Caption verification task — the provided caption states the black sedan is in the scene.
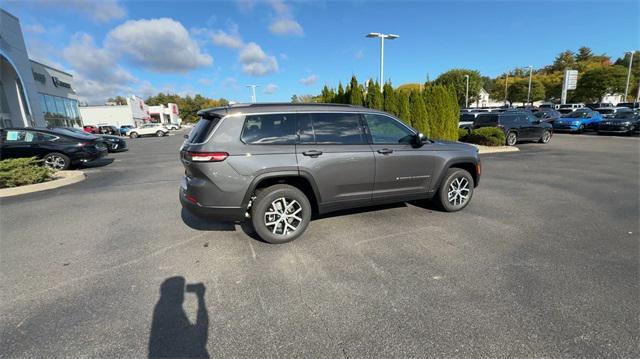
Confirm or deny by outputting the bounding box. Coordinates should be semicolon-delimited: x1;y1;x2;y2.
533;108;562;124
597;109;639;135
0;128;108;170
57;127;127;152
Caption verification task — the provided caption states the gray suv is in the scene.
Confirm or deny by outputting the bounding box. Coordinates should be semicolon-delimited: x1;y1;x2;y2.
180;103;481;243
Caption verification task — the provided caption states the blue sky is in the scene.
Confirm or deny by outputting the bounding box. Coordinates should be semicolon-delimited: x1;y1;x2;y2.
5;0;639;104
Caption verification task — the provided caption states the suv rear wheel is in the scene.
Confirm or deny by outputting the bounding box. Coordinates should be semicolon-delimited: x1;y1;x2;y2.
436;168;474;212
251;184;312;244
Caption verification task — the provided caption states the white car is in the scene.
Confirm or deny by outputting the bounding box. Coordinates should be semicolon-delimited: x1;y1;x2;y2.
128;124;169;138
165;123;181;130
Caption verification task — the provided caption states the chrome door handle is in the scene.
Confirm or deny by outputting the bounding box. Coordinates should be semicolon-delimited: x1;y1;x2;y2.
302;150;323;157
377;148;393;154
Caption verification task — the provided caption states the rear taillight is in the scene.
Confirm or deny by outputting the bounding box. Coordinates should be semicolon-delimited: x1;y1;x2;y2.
186;151;229;162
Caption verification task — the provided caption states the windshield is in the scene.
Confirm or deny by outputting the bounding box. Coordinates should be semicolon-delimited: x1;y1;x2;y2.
563;109;590;118
51;128;99;139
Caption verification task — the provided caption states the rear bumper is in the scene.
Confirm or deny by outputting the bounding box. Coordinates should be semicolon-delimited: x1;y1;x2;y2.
179;188;245;221
598;125;634;133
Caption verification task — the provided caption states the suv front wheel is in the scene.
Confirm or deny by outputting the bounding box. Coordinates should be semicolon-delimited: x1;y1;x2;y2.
251;184;312;244
436;168;474;212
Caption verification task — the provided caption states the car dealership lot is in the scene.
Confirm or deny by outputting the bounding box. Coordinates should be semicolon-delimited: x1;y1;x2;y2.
1;132;638;357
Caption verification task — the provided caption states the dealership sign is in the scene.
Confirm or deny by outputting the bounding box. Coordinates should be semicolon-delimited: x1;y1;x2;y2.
564;70;578;90
32;71;46;84
52;76;71;89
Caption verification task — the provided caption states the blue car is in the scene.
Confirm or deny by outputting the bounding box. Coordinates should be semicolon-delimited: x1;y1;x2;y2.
119;125;135;136
553;108;602;133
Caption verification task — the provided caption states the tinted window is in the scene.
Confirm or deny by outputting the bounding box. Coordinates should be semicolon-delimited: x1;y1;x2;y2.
4;130;35;142
364;114;414;144
309;113;365;144
598;109;614;114
475;114;499;125
188;115;222;143
242;114;296;144
461;113;476;122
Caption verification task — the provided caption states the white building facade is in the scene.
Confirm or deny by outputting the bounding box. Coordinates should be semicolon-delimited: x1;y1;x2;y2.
79;95;150;128
0;9;81;128
149;103;181;125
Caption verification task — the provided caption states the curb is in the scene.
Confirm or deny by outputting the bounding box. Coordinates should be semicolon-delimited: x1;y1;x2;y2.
469;144;520;154
0;170;86;198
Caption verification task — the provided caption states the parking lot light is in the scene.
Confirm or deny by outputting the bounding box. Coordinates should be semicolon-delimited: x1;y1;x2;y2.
464;74;470;108
526;66;533;105
623;51;634;101
366;32;399;92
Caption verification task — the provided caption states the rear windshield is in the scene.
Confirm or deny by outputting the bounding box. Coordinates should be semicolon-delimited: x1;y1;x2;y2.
474;114;499;125
598;109;614;114
188;115;222;143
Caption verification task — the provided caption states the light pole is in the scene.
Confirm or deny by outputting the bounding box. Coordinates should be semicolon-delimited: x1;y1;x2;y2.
366;32;399;92
623;51;634;101
464;74;469;108
504;73;509;105
245;84;259;103
526;66;533;106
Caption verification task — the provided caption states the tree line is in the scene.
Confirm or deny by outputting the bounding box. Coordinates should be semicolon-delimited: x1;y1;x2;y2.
144;93;228;123
316;75;459;141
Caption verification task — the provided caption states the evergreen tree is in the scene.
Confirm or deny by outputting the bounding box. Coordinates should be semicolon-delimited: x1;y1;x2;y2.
575;47;594;63
409;89;429;135
337;83;345;104
383;82;398;116
348;75;364;105
320;85;332;103
397;91;411;126
366;80;384;110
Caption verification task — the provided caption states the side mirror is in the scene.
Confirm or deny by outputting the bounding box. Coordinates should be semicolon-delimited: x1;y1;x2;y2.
183;134;189;139
412;132;426;147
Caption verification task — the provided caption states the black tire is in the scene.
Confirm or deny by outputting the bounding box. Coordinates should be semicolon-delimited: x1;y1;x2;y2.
251;184;312;244
156;131;164;137
436;168;474;212
43;152;71;170
505;131;517;146
129;132;139;139
539;130;552;143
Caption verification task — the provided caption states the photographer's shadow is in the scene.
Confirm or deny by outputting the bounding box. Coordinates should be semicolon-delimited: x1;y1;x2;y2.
148;277;209;358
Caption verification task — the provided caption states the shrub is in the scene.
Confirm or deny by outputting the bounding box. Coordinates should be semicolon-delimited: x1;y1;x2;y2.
463;127;506;146
458;127;470;141
0;157;54;188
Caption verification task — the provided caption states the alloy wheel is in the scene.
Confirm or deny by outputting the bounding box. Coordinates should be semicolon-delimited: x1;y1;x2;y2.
542;131;551;143
44;155;66;170
507;132;517;146
264;197;303;236
447;177;470;207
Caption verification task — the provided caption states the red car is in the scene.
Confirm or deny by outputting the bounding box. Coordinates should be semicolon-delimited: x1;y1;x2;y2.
83;125;99;134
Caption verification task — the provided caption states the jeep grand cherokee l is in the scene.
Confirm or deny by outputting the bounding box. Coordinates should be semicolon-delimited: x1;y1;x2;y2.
180;103;481;244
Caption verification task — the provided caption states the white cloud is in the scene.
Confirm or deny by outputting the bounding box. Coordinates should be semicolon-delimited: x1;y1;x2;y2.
222;77;239;90
32;0;126;23
25;24;45;34
264;84;278;94
239;42;278;76
299;74;318;86
269;19;303;36
211;30;244;49
267;0;289;14
355;49;364;60
199;78;214;86
62;33;135;104
106;18;213;73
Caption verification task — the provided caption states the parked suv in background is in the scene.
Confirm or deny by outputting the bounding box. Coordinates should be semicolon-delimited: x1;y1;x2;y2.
179;103;481;244
128;124;169;138
473;110;553;146
597;108;639;135
553;108;602;132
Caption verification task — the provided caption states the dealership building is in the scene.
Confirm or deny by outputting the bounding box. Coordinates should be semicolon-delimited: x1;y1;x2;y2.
1;9;82;129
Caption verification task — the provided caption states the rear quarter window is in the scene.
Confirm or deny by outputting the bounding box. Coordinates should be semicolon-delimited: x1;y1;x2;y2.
188;116;222;143
475;114;499;125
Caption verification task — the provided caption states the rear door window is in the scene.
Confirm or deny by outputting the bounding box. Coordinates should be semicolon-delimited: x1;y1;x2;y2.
241;114;297;144
475;114;499;126
307;113;366;144
188;115;222;143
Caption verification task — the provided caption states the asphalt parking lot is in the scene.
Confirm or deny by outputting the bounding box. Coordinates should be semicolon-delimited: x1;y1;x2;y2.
1;130;638;358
